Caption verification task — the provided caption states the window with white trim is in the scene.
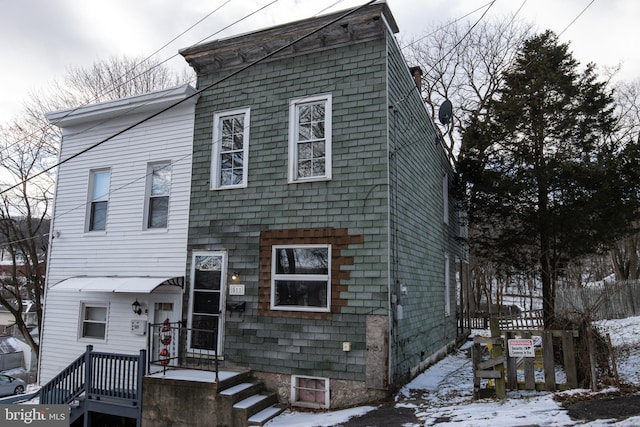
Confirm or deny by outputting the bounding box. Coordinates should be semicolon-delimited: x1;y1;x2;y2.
212;108;250;189
80;302;108;340
444;254;451;316
271;245;330;312
146;162;171;229
443;174;449;225
87;169;111;231
291;375;330;408
288;94;332;182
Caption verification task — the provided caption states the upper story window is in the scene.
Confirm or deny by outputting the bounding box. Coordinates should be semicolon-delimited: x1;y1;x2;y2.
146;162;171;229
88;169;110;231
443;174;450;225
288;94;332;182
212;108;250;189
271;245;331;312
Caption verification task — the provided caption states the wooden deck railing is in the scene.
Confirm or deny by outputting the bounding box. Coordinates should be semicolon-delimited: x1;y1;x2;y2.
40;345;146;405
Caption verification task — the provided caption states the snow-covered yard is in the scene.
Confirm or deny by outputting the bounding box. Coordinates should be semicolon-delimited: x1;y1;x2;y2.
266;316;640;426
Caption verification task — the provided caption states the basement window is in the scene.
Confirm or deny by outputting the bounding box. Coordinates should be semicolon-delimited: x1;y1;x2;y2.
291;375;329;409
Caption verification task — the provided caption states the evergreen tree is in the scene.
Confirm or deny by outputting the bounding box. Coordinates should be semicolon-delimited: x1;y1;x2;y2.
459;31;640;326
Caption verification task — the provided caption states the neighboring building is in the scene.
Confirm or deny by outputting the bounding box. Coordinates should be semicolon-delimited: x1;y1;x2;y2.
38;85;199;383
178;1;465;408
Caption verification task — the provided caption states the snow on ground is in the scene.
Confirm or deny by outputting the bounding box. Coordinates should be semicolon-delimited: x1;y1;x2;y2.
266;316;640;426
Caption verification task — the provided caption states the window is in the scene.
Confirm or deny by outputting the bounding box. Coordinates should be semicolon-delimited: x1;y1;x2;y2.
444;254;451;316
146;162;171;228
212;108;250;189
271;245;330;312
443;174;449;225
291;375;329;408
80;302;108;340
288;94;332;182
88;170;110;231
188;252;226;354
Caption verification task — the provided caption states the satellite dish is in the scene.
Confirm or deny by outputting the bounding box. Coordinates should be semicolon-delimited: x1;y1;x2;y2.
438;100;452;125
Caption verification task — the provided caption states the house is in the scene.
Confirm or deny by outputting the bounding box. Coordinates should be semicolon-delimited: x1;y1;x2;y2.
38;84;199;385
36;2;466;424
176;0;465;410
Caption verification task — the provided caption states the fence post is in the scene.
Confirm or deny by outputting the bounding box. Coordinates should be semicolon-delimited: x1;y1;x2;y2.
562;331;578;388
489;318;506;398
542;331;556;391
84;345;93;394
505;331;517;390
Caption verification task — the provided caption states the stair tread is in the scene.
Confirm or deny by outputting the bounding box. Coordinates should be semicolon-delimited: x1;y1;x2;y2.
234;394;269;409
247;405;283;424
219;382;255;396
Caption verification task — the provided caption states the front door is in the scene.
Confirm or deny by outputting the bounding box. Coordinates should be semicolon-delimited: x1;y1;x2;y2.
188;252;226;356
149;294;181;372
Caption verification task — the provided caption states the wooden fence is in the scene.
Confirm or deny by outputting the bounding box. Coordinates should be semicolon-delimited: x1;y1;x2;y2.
555;280;640;320
473;320;579;398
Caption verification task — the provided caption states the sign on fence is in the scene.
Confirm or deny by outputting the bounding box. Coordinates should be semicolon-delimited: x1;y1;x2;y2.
507;338;535;357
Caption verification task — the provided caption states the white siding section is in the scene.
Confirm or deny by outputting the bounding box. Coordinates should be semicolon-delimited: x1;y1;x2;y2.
40;86;198;384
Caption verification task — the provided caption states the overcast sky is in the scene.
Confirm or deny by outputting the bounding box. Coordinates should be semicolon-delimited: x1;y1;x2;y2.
1;0;638;123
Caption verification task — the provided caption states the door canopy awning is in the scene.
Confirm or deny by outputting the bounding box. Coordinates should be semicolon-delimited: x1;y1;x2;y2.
51;276;184;293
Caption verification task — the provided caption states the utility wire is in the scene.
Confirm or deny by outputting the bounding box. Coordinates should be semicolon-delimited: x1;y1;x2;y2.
2;0;274;158
400;1;494;51
558;0;596;37
0;0;378;197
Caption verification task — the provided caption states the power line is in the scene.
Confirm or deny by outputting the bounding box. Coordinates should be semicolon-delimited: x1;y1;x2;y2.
0;0;379;198
558;0;596;37
393;0;497;107
1;0;277;160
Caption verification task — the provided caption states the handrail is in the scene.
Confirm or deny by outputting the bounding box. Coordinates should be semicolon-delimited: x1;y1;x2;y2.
148;321;219;382
39;345;92;405
39;345;146;406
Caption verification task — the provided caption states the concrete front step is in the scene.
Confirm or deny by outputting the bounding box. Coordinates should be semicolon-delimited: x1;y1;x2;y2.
247;404;286;426
219;381;264;403
232;392;279;427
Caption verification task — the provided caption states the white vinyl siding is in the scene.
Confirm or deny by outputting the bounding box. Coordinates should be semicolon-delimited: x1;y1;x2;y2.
288;94;332;182
45;104;195;285
40;88;197;384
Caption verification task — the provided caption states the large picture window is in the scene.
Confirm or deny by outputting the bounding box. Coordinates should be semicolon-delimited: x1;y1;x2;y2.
288;94;332;182
80;302;108;340
271;245;331;312
88;169;110;231
212;108;250;189
146;162;171;229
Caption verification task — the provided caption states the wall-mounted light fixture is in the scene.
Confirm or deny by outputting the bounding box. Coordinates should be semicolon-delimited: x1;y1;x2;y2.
231;272;240;281
132;299;142;315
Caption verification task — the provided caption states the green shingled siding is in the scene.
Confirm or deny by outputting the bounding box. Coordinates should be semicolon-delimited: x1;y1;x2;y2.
386;37;459;385
187;39;390;381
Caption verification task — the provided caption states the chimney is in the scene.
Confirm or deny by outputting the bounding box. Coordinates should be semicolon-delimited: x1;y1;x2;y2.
409;66;422;90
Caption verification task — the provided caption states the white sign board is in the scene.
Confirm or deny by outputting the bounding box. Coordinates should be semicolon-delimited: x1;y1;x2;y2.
508;338;535;358
229;284;245;296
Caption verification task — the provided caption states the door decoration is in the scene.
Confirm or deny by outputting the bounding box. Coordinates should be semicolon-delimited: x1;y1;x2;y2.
159;318;173;366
